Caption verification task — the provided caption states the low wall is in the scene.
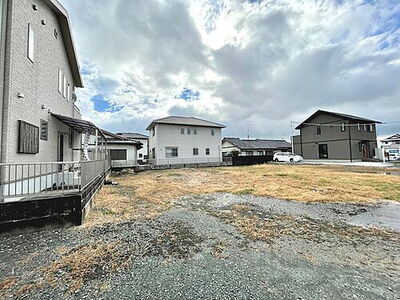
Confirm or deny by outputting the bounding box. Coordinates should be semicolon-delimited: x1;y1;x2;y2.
0;170;110;232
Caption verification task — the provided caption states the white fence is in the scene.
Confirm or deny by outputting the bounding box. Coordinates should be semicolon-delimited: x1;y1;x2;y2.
148;157;222;166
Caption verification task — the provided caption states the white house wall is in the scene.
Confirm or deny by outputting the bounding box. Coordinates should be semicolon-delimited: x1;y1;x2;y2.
1;0;80;163
108;143;137;167
149;123;222;165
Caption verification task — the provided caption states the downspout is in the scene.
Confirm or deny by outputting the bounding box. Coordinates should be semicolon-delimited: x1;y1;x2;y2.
348;123;353;162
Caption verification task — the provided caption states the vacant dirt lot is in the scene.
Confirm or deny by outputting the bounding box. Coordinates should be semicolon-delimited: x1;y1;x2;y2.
0;164;399;299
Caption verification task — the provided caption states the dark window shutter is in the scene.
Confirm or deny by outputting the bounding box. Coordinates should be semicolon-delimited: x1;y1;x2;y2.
110;149;127;160
18;120;39;154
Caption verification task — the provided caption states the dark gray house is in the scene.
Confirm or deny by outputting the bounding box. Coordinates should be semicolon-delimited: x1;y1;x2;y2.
293;110;381;161
222;138;292;156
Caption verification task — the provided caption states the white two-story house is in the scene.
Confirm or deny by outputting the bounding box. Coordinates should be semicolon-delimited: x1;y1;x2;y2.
147;116;225;166
0;0;108;205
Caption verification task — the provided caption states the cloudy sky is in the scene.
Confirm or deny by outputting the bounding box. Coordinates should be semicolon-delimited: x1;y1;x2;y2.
61;0;400;139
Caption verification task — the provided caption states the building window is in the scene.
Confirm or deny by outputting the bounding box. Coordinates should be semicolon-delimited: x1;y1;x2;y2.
194;128;197;135
187;128;191;135
211;129;215;136
316;126;321;135
193;148;199;156
18;121;39;154
27;24;35;62
40;120;48;141
246;151;253;156
68;128;73;148
205;148;210;155
258;151;264;155
166;147;178;158
67;83;71;101
139;153;143;158
152;147;155;159
58;69;63;94
357;123;361;131
63;76;67;98
365;124;372;132
180;128;184;135
110;149;127;160
340;122;346;132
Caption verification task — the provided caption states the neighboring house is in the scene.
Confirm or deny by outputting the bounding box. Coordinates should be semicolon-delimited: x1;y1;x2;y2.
0;1;110;227
117;132;149;163
146;116;225;166
293;110;381;161
99;130;142;168
222;138;291;156
380;134;400;161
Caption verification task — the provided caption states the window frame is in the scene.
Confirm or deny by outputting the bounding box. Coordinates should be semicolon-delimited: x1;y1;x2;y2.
193;148;199;156
63;75;67;98
193;128;197;135
67;83;71;102
316;125;321;135
58;69;63;94
211;129;215;136
166;147;178;158
205;148;210;156
27;23;35;62
180;128;185;135
187;128;191;135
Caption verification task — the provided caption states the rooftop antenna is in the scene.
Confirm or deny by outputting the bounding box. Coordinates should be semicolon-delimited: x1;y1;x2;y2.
247;121;250;139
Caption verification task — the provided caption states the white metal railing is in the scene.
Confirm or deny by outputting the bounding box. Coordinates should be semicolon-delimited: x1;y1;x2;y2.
0;158;111;201
148;157;222;165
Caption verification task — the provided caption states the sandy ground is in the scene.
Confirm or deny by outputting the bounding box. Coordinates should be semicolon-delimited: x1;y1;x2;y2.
1;189;399;299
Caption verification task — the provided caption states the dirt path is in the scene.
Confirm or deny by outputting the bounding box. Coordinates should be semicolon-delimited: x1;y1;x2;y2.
1;193;399;299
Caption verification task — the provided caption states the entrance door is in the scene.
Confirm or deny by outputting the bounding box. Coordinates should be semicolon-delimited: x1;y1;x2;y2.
361;141;370;159
318;144;328;159
58;133;64;162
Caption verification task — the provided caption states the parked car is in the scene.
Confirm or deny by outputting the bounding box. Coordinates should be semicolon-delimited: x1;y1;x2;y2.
273;152;303;163
387;149;400;161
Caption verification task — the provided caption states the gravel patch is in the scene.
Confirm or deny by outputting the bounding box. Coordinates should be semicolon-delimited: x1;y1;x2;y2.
1;193;399;299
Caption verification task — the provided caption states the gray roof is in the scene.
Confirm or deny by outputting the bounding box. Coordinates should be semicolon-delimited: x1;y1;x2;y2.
101;129;143;148
223;138;292;150
117;132;149;139
44;0;82;87
296;110;381;129
381;134;400;142
146;116;225;130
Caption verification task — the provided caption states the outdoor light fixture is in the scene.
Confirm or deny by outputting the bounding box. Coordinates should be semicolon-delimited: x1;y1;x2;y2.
17;92;24;99
41;20;46;25
32;4;38;11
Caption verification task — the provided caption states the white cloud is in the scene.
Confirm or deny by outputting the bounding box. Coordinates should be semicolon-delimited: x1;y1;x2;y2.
61;0;400;138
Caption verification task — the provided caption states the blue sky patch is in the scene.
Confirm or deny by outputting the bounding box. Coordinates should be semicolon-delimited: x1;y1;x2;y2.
175;88;200;101
92;94;122;112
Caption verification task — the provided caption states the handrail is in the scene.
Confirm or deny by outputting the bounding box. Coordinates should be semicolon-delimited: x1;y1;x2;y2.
0;157;110;201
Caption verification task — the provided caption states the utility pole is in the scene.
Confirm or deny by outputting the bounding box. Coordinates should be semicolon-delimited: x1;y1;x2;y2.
290;121;295;155
246;121;250;139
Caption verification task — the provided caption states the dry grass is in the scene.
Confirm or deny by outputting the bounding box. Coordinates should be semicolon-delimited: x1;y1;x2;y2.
215;204;400;244
10;241;131;296
87;164;400;226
